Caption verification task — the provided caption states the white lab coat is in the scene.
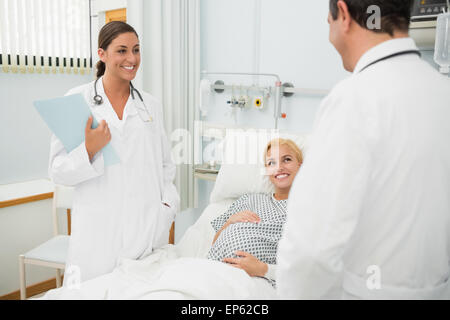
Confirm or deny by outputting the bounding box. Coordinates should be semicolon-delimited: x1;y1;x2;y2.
48;77;180;283
276;38;450;299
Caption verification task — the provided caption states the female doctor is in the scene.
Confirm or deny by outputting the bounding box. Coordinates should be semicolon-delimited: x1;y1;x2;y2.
48;21;180;284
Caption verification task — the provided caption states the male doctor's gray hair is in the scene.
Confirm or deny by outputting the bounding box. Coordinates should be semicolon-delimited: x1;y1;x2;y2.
329;0;414;36
96;21;139;79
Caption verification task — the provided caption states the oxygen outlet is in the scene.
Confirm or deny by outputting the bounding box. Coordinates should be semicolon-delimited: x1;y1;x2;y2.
254;97;264;109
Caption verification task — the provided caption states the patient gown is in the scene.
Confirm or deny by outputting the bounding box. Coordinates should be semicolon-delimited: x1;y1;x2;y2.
207;193;286;284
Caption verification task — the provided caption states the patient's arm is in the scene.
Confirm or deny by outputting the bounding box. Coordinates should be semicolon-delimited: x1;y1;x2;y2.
223;251;268;277
211;210;261;245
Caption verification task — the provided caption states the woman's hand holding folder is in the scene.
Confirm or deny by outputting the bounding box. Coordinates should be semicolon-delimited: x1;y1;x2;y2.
85;116;111;161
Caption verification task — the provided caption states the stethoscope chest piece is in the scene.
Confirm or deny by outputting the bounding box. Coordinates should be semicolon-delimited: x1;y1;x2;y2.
93;94;103;105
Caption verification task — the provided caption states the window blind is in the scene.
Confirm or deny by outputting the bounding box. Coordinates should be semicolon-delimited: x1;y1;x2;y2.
0;0;91;74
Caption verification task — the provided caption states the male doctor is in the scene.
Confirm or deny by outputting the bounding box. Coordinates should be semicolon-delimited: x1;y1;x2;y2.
277;0;450;299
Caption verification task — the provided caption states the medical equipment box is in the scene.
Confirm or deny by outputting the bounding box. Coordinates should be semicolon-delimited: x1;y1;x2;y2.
411;0;449;21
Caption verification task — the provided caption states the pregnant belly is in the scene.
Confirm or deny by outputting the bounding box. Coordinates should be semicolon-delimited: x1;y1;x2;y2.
207;223;277;264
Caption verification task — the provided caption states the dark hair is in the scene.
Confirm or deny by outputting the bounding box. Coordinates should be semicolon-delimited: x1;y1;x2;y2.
329;0;413;36
96;21;139;79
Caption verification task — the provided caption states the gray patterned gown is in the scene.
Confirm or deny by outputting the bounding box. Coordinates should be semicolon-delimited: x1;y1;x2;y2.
207;193;287;286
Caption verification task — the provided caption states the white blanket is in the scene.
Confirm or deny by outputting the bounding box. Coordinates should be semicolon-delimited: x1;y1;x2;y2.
43;246;276;300
42;200;279;300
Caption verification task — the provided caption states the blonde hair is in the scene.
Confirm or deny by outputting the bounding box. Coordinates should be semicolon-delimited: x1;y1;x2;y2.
264;138;303;165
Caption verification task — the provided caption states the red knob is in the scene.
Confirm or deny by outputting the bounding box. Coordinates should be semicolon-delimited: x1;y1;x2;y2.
281;113;287;119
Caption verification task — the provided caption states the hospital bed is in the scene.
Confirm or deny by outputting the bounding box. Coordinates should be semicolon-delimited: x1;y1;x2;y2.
41;131;307;300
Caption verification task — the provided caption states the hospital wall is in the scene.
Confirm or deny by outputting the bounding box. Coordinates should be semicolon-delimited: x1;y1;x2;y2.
199;0;348;132
0;73;93;185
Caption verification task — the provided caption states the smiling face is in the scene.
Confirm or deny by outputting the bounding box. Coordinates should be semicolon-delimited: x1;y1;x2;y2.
265;144;302;193
98;32;140;81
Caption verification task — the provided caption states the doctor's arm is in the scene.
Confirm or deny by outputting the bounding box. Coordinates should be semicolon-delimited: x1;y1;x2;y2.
48;117;110;186
158;113;180;213
276;95;371;299
150;103;180;249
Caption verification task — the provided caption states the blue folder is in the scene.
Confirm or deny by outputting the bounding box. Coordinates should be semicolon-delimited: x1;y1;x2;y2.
34;94;120;167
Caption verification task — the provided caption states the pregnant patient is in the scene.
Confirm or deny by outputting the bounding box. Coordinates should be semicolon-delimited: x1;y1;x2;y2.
207;138;303;285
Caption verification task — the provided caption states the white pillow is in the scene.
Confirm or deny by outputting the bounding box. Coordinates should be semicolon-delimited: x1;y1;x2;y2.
209;130;309;204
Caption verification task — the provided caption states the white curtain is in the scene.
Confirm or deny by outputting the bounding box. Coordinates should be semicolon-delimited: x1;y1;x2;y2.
128;0;200;210
0;0;91;74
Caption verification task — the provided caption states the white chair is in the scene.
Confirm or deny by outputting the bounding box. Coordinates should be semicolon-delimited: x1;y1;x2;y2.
19;185;73;300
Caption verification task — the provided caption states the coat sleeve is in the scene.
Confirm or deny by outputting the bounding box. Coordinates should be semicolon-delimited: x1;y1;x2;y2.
276;88;372;299
152;127;178;250
48;134;105;186
152;203;176;249
157;101;180;214
151;98;180;249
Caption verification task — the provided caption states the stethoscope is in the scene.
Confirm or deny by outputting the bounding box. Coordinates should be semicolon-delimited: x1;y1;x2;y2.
93;77;153;122
359;50;421;73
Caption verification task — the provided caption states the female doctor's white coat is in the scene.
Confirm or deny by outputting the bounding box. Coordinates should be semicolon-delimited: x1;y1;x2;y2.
48;77;180;283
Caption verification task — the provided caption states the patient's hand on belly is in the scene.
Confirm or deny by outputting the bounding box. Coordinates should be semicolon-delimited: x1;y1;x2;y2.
223;251;268;277
212;211;261;245
227;210;261;225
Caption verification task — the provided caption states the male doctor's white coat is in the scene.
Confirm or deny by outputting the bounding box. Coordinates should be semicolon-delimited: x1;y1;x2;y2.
276;38;450;299
49;77;180;283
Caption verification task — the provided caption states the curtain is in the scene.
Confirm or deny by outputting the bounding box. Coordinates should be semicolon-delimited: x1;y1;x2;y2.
0;0;91;74
128;0;200;210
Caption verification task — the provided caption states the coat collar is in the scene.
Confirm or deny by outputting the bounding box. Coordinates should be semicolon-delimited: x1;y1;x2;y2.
94;76;138;118
353;38;419;74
